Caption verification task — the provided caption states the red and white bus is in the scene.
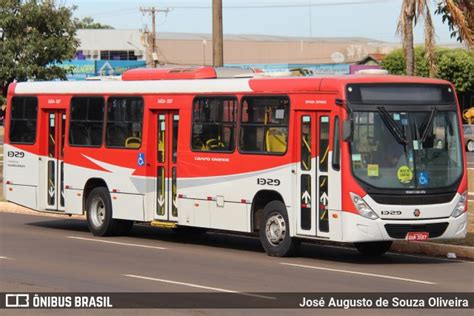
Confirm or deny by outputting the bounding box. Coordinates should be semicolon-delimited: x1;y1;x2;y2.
3;67;468;256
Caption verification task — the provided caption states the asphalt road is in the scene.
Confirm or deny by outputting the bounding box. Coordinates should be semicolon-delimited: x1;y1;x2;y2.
1;212;473;294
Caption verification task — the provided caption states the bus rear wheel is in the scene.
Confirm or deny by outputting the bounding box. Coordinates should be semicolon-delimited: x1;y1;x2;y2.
259;201;298;257
354;241;393;256
86;187;133;236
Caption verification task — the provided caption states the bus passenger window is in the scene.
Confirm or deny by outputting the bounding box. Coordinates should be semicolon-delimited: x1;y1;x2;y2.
192;97;237;152
69;97;105;147
106;97;144;149
332;116;340;170
9;97;38;144
239;96;289;154
319;116;330;172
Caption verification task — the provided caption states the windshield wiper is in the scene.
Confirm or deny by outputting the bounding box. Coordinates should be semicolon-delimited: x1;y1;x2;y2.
420;107;438;143
377;106;407;145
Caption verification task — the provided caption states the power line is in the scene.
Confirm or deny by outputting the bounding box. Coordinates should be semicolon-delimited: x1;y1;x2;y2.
159;0;392;9
140;6;171;67
81;0;392;18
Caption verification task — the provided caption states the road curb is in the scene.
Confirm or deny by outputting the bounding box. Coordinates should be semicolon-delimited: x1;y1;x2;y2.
0;201;84;219
0;201;32;213
391;241;474;259
0;201;472;260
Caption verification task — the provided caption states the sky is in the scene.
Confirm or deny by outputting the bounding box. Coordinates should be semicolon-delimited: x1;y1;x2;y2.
65;0;462;45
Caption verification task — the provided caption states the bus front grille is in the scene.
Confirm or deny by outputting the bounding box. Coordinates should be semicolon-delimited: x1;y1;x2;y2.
384;223;449;239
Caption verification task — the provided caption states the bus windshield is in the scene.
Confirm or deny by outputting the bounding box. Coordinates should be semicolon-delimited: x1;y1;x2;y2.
350;110;463;189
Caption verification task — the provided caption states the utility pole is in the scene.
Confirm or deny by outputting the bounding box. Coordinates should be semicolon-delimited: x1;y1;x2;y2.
140;6;170;67
212;0;223;67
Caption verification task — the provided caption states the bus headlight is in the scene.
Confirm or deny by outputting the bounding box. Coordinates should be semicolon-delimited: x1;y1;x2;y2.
350;192;379;220
451;191;467;218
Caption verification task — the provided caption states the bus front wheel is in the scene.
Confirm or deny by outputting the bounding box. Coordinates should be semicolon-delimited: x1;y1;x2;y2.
354;241;393;256
86;187;133;236
259;201;298;257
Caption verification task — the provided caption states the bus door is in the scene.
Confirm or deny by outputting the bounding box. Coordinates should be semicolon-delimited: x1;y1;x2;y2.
42;109;66;211
155;111;179;222
295;111;331;237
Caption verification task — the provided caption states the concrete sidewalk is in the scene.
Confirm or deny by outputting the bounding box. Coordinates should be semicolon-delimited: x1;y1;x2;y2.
1;201;472;260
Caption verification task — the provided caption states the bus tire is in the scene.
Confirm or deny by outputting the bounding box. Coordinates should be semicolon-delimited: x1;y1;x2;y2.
86;187;133;236
354;241;393;256
259;200;298;257
467;140;474;152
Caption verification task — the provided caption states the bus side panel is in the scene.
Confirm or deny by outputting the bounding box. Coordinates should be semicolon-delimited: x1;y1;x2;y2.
64;187;83;215
63;160;146;221
110;192;145;221
209;202;250;232
177;163;293;233
178;199;211;228
3;144;39;210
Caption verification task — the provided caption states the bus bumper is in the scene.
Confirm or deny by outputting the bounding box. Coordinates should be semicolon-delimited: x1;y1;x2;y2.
340;211;468;243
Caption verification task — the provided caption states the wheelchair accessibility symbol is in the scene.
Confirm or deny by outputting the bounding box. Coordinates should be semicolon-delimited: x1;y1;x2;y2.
418;171;429;185
138;152;145;166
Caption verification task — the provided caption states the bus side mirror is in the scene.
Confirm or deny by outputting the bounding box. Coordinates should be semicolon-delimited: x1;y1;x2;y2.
342;119;353;142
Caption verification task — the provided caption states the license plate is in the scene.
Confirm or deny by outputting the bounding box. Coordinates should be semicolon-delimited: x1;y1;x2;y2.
405;232;429;241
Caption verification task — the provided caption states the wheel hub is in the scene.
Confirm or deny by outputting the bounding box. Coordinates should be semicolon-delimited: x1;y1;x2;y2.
265;213;286;246
90;198;106;227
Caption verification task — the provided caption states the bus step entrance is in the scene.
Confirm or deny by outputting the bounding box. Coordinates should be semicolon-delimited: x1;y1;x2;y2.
151;220;177;229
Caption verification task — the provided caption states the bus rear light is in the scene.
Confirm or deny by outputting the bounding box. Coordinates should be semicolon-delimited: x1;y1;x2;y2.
6;181;11;185
241;199;250;204
332;213;339;219
112;189;118;193
451;191;467;218
350;192;379;220
207;196;215;201
65;185;70;189
178;194;185;198
8;188;12;191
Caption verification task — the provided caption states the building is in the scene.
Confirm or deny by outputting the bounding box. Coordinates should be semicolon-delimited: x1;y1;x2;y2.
64;29;399;78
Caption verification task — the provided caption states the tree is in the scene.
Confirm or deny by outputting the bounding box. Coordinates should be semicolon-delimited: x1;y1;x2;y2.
397;1;473;78
397;0;436;77
75;16;114;29
437;49;474;92
435;0;474;48
0;0;78;96
381;47;473;92
381;47;431;77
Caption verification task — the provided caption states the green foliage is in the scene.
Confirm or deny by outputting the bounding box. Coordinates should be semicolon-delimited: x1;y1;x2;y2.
75;16;113;29
381;47;430;77
437;49;474;92
381;47;473;92
0;0;79;95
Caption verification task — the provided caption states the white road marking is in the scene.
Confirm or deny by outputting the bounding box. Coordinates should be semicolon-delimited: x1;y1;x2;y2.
67;236;167;250
0;256;13;260
281;262;436;285
123;274;275;300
